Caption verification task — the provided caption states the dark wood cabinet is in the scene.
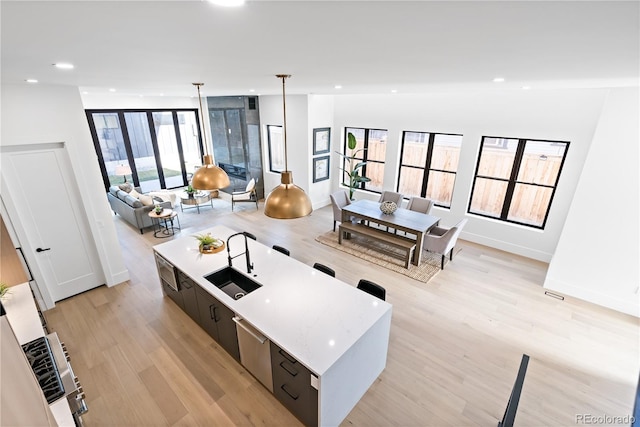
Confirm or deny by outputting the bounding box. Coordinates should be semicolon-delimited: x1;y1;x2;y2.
177;271;200;323
270;342;318;427
161;278;183;309
195;284;240;362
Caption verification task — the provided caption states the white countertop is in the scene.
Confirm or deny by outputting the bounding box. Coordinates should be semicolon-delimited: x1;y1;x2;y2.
2;283;76;426
153;225;392;375
3;282;45;345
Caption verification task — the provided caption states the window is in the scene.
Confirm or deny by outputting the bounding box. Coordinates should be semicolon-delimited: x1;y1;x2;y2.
397;132;462;208
344;127;387;193
267;125;284;173
468;136;569;229
87;109;203;192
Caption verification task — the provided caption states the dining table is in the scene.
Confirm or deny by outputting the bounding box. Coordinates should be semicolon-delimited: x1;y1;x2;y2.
341;199;440;265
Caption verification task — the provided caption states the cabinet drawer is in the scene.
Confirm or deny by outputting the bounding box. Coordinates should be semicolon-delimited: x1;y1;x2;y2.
271;345;309;390
177;271;192;288
161;278;184;309
270;342;318;427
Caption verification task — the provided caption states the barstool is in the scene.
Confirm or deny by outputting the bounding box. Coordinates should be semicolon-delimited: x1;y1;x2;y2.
272;245;290;256
357;279;386;300
313;263;335;277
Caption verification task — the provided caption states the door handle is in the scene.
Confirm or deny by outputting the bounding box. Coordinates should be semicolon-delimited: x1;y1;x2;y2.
36;247;51;252
232;317;267;344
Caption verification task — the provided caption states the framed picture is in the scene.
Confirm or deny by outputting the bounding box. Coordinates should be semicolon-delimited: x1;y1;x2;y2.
313;155;330;183
267;125;285;173
313;127;331;155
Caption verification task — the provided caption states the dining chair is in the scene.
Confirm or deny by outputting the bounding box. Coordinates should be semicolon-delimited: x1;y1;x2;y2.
232;178;258;211
378;191;403;206
377;191;404;231
407;196;434;214
423;218;468;269
313;263;335;277
356;279;386;301
330;190;352;232
272;245;290;256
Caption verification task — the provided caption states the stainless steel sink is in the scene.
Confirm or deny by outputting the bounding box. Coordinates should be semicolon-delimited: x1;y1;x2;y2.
204;267;261;300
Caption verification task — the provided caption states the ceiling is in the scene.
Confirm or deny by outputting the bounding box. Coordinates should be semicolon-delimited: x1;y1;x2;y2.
1;1;638;98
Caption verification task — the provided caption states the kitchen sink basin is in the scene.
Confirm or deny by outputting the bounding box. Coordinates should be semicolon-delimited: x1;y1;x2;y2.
204;267;261;300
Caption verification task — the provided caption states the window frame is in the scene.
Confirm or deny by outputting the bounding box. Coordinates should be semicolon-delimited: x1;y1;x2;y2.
468;136;570;229
343;127;388;195
396;131;463;209
86;108;203;191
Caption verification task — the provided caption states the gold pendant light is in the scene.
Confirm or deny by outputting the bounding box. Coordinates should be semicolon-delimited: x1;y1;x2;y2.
264;75;313;219
190;83;231;190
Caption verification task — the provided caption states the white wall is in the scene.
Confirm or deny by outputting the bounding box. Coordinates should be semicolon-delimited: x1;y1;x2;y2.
81;93;198;110
332;89;609;261
0;84;128;288
544;87;639;317
259;95;311;200
308;95;335;207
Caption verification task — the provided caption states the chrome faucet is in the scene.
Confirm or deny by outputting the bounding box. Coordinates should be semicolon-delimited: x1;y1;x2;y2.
227;232;253;274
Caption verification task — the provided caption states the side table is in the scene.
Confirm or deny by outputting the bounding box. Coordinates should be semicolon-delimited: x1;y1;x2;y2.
148;209;180;238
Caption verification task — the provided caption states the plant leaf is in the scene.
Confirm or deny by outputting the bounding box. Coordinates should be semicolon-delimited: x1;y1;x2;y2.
347;132;357;150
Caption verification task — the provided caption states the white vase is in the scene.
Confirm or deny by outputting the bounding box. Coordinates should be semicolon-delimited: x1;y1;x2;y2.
380;201;397;214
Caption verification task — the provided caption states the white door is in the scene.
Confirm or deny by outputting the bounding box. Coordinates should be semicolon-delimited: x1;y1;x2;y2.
1;144;103;303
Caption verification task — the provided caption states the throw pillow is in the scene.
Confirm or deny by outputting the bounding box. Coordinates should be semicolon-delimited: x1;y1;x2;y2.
138;194;154;206
128;188;141;199
123;194;143;208
118;183;133;193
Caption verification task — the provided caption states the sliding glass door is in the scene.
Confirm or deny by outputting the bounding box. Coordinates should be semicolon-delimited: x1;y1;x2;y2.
87;109;203;192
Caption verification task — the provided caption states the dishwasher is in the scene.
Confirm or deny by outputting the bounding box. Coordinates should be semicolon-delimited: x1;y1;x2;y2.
233;317;273;392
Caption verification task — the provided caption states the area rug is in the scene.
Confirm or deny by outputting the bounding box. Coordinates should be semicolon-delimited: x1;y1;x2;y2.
315;231;444;283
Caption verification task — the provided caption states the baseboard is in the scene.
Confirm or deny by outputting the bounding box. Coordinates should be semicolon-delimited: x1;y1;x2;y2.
544;277;640;318
460;231;553;262
106;269;130;287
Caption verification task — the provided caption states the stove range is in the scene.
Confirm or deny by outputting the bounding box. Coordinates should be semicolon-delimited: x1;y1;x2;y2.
21;336;65;404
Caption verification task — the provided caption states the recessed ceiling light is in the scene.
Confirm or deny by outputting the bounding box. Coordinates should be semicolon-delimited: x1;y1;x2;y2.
522;86;531;90
53;63;74;70
493;77;505;83
207;0;244;6
334;85;342;89
82;91;89;94
25;79;38;83
109;88;116;92
391;89;398;93
249;89;255;93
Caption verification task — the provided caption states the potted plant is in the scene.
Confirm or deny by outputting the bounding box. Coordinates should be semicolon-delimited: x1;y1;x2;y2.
194;232;223;253
0;283;9;300
154;204;163;215
185;184;195;197
337;132;371;200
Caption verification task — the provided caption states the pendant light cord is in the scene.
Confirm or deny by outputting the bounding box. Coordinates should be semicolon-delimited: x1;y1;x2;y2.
194;83;209;157
278;74;291;172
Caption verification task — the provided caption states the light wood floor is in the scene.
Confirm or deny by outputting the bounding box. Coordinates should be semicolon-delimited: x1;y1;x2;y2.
44;198;640;426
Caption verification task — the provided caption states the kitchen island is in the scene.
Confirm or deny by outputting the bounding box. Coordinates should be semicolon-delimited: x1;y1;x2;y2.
153;225;392;427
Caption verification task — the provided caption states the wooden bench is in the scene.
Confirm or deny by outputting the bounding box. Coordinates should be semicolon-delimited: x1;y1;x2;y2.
339;222;416;268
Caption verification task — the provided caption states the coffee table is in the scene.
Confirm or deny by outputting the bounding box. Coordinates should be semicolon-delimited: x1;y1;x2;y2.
180;191;213;213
